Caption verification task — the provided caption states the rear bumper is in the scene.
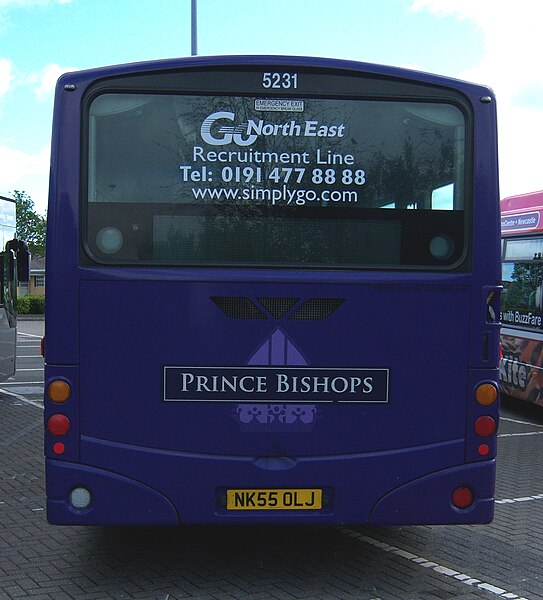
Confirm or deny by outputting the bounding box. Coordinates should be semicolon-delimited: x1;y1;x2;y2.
46;438;495;526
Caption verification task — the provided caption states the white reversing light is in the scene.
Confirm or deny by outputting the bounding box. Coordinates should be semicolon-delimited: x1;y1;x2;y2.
69;487;92;509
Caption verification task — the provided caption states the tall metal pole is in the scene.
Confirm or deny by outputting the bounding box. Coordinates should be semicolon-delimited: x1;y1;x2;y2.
191;0;198;56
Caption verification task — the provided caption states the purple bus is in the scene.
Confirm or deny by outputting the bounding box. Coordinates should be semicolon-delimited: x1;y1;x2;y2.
44;56;501;525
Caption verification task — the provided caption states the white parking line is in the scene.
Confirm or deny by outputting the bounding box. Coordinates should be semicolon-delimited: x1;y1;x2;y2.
496;493;543;505
2;381;43;385
498;431;543;438
339;528;530;599
0;387;43;409
501;417;543;429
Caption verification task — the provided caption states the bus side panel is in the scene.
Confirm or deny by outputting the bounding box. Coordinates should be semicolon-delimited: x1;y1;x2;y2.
46;74;82;366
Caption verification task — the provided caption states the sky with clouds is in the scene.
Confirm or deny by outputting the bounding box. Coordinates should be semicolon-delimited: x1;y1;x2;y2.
1;0;543;214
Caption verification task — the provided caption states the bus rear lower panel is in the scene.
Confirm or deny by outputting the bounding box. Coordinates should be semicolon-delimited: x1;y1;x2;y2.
46;445;495;525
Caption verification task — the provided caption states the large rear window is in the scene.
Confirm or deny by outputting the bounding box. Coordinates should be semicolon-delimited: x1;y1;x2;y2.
84;91;468;269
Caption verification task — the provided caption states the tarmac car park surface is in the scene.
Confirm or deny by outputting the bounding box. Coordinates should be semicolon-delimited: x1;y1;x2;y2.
1;320;542;600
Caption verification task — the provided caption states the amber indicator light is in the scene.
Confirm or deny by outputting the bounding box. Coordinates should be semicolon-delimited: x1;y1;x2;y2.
47;380;71;403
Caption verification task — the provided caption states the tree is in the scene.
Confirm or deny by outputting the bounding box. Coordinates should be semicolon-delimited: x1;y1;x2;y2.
12;190;46;257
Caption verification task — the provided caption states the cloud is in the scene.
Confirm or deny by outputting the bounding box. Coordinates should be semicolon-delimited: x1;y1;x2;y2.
0;145;49;214
0;60;75;214
4;62;77;100
0;57;12;98
33;63;75;100
411;1;543;93
412;0;543;197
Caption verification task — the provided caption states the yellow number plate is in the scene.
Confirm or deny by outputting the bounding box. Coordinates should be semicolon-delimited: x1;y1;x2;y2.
226;488;322;510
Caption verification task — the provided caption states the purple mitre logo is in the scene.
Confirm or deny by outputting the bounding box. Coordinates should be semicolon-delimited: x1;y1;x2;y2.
247;328;306;367
235;328;318;431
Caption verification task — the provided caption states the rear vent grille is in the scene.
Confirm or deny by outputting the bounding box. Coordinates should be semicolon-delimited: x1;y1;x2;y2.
289;298;345;320
210;297;266;320
211;297;345;321
258;297;300;319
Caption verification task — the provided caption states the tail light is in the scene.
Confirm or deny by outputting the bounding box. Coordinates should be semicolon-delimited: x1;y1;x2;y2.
474;415;496;437
452;486;474;509
47;414;70;436
45;373;77;461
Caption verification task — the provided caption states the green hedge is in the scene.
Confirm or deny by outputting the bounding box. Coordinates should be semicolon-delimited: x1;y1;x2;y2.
17;295;45;314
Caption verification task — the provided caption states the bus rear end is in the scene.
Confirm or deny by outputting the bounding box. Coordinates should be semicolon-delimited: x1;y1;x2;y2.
44;56;501;525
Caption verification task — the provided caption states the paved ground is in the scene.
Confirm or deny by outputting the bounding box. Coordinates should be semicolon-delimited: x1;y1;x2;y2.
1;320;543;599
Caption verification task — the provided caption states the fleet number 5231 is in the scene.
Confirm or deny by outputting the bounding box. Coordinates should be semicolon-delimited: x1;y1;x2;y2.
262;72;298;89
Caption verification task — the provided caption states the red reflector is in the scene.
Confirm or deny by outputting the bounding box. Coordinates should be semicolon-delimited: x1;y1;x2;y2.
474;416;496;437
452;486;474;509
478;443;490;456
47;414;70;437
53;442;65;455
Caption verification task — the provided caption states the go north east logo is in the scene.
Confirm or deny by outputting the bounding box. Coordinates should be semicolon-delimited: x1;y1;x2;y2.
200;111;346;147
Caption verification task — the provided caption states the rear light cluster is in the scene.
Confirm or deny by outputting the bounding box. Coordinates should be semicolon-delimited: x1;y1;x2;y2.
474;382;498;456
45;377;91;510
45;379;72;455
452;381;499;511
